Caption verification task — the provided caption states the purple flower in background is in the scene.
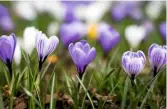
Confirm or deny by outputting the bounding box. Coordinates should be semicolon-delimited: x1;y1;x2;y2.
36;31;59;71
68;40;96;79
98;23;120;52
60;21;86;46
122;50;146;79
148;44;167;76
159;22;166;40
0;4;14;31
0;33;16;76
111;1;142;21
61;1;93;22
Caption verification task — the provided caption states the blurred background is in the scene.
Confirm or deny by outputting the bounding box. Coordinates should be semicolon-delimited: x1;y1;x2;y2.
0;1;166;87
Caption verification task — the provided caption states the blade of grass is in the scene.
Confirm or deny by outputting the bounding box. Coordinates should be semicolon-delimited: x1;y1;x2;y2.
16;67;28;87
34;83;42;108
50;73;56;109
76;75;95;109
102;77;123;107
0;89;4;109
81;74;93;109
64;71;72;95
121;76;129;109
106;46;120;72
139;71;161;109
23;87;43;109
98;69;115;89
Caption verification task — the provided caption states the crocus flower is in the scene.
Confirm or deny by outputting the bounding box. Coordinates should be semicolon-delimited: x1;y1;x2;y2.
98;23;120;52
122;50;146;79
60;21;86;46
76;1;111;23
111;1;142;21
0;4;14;31
0;33;16;76
125;25;146;49
14;41;21;66
145;1;164;20
22;26;39;54
159;22;166;40
148;44;167;76
68;40;96;79
36;31;59;71
13;2;37;21
61;1;93;22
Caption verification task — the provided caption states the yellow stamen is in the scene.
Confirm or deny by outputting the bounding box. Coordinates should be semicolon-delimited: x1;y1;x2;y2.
88;24;98;40
47;55;58;64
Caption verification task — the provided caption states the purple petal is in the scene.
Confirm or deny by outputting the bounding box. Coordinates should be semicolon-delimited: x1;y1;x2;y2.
86;47;96;64
159;22;166;40
150;47;165;70
47;36;59;56
83;43;90;54
72;48;86;67
60;22;85;46
127;59;142;76
148;43;159;58
0;38;12;63
122;51;131;73
98;24;120;52
36;32;47;61
137;50;146;65
80;40;87;45
68;43;74;56
74;42;83;50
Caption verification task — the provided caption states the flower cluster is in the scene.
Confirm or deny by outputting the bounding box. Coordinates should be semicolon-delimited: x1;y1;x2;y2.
122;43;166;79
0;32;96;79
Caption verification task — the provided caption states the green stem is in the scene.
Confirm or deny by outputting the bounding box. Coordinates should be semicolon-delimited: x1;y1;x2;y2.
121;76;129;109
9;75;15;109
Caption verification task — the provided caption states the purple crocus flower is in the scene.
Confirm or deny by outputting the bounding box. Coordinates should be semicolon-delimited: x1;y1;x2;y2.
148;43;167;76
98;23;120;52
0;4;14;31
68;40;96;79
159;22;166;40
122;50;146;79
111;1;142;21
36;31;59;71
0;33;16;76
60;21;86;46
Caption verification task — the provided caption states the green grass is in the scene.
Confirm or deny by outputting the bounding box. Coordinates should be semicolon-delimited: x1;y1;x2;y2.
0;1;166;109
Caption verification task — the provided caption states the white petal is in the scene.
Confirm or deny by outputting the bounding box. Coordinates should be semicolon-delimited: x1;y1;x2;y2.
14;43;21;65
145;1;164;20
13;2;37;21
47;21;59;36
23;26;38;54
125;25;146;49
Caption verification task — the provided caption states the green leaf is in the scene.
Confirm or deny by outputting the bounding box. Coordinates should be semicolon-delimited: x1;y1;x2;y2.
76;75;95;109
50;73;56;109
121;76;129;109
98;68;115;89
22;87;43;109
0;89;4;109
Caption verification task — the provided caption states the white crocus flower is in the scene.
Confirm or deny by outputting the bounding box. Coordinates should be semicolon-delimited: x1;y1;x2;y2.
44;2;65;21
125;25;146;49
22;26;39;54
75;1;112;24
14;38;22;66
47;21;59;36
145;1;164;20
13;1;37;21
